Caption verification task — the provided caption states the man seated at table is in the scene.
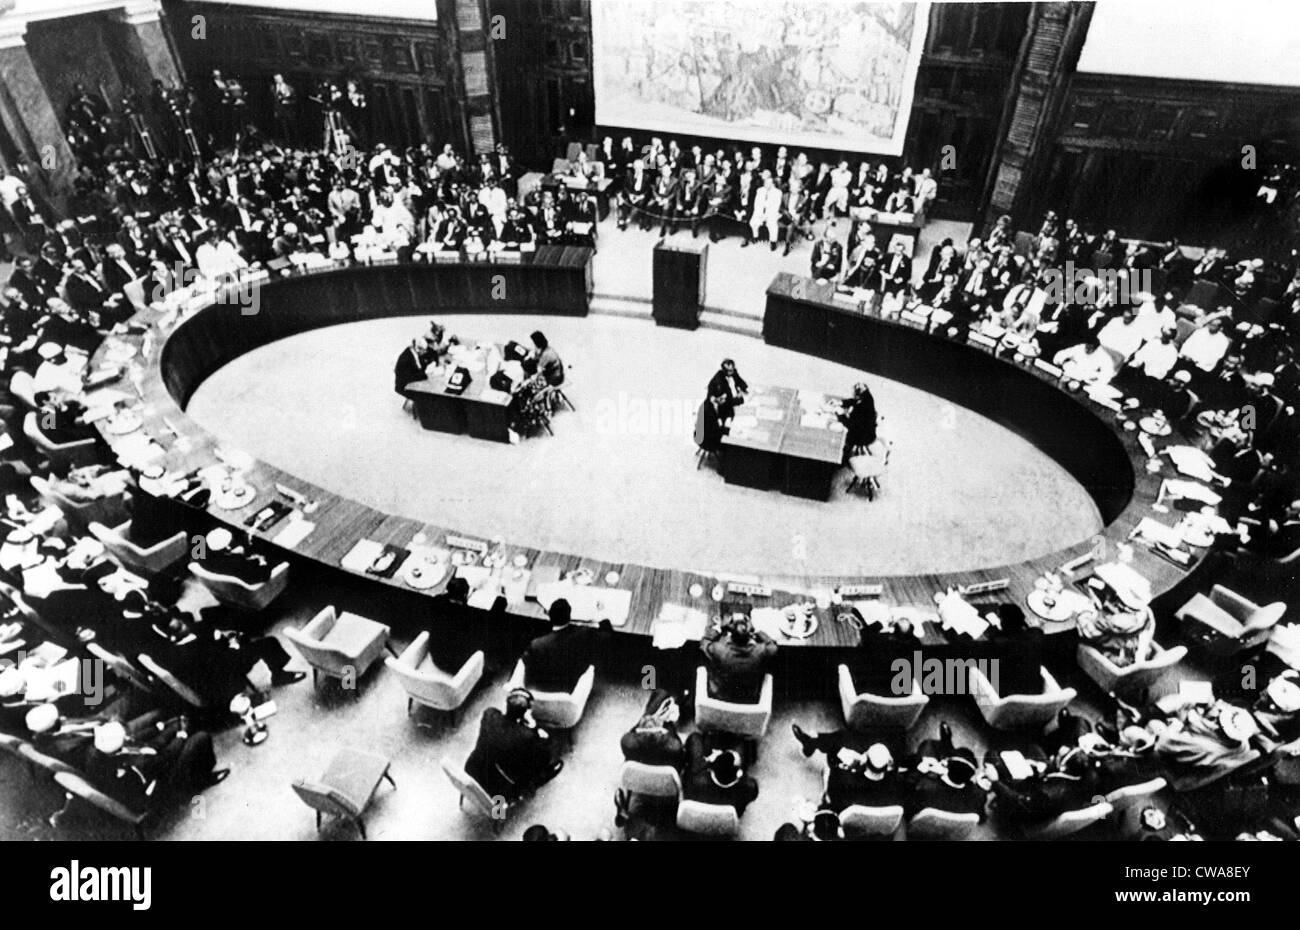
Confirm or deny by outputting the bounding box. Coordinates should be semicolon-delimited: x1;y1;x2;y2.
1113;327;1180;407
825;743;906;813
902;723;988;820
82;716;229;813
683;735;758;815
197;527;275;587
528;331;564;387
810;225;843;280
839;382;878;455
988;743;1102;825
426;575;502;673
31;390;96;447
620;689;686;769
700;611;777;703
699;392;730;455
465;688;563;801
1053;336;1118;385
394;337;430;398
519;598;600;693
706;358;747;416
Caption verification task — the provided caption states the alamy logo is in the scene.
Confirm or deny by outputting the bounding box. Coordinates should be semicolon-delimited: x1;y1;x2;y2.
49;861;151;910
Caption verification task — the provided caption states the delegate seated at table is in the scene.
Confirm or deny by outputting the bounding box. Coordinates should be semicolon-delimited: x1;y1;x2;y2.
706;358;747;415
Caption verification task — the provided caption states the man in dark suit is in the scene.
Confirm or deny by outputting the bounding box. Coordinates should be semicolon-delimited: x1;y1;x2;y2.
464;689;562;801
777;177;810;255
394;338;429;398
979;603;1046;697
810;225;843;279
63;259;107;314
620;689;686;769
98;244;140;297
7;257;46;305
903;753;988;820
839;382;878;454
425;575;502;673
519;598;600;693
683;735;758;814
617;159;651;231
699;392;730;454
648;164;677;237
825;743;906;813
989;745;1101;824
198;528;274;586
666;168;705;238
839;616;914;696
700;613;777;703
82;717;228;814
706;358;748;416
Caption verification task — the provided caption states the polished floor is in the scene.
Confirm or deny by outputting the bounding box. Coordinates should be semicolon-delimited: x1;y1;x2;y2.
186;314;1102;577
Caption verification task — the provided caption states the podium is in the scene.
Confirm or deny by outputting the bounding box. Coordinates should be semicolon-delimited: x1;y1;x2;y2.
652;240;708;329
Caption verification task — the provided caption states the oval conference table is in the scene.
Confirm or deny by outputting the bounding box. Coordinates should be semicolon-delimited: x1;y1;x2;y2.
90;253;1210;693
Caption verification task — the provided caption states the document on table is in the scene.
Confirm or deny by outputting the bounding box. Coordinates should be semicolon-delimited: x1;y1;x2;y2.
272;515;316;549
731;414;759;430
1132;517;1184;549
1165;446;1217;482
340;539;384;572
752;407;784;422
651;604;708;649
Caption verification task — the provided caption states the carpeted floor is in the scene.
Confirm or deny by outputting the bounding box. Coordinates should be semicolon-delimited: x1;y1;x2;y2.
186;314;1102;577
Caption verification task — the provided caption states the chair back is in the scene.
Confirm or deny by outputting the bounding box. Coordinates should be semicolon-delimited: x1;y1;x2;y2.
9;371;37;409
441;759;499;820
291;778;358;821
838;665;928;731
86;642;155;693
506;660;594;730
1024;801;1113;840
972;666;1077;731
385;633;483;711
137;653;208;708
676;799;740;837
840;804;904;837
620;761;683;798
53;771;146;826
695;667;773;739
907;807;979;840
190;560;290;610
1105;777;1167;815
848;437;891;479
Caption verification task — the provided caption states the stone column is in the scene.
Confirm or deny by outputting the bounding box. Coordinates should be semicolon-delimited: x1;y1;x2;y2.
976;1;1095;234
109;0;183;92
0;16;74;207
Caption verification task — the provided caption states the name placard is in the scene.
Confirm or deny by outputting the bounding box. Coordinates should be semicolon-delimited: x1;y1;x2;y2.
838;583;883;597
445;535;488;554
958;578;1010;596
727;582;771;598
1034;360;1064;379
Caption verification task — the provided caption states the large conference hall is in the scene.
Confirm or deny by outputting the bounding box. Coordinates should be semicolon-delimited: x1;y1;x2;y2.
0;0;1296;846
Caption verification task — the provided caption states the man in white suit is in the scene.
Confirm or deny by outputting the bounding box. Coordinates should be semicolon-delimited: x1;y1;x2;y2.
745;175;782;251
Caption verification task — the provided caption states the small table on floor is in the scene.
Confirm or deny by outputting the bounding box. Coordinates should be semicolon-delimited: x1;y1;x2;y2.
406;341;516;443
720;385;847;501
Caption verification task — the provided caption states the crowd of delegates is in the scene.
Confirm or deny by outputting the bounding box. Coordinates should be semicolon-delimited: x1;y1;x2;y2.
610;133;937;252
2;76;1297;839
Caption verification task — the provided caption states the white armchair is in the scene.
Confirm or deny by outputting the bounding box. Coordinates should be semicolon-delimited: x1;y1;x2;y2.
676;799;740;837
31;476;126;534
620;761;682;799
1076;641;1187;698
23;411;97;468
1021;801;1113;840
90;520;187;575
506;659;594;731
1176;585;1287;659
695;666;773;739
441;759;508;833
840;804;904;837
838;665;929;731
283;606;391;690
969;665;1077;730
384;631;483;722
906;808;980;840
189;560;290;611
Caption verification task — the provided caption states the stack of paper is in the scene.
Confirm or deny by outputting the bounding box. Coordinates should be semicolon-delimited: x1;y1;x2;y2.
340;539;385;572
651;604;708;649
272;515;316;549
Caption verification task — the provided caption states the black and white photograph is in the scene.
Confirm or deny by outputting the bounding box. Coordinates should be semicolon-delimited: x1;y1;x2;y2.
0;0;1296;904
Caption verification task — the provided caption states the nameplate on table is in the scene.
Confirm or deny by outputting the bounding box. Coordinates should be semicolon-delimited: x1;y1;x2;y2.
838;583;882;597
727;582;771;598
445;535;489;554
968;332;998;350
958;578;1010;596
433;250;461;263
899;310;929;329
493;250;522;263
1034;360;1064;379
